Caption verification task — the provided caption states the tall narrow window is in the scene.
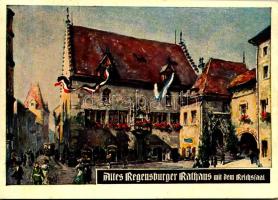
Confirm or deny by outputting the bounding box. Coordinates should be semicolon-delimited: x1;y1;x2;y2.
191;110;197;124
183;112;188;125
166;92;172;107
119;111;128;124
96;110;106;124
240;104;247;115
263;66;269;79
170;113;179;123
261;99;267;113
262;140;268;157
263;46;268;56
102;88;111;104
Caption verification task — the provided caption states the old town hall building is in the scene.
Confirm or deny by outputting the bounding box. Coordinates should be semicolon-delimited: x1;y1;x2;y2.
54;14;198;163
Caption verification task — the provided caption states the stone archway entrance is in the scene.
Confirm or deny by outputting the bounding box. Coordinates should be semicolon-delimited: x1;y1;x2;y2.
239;133;257;156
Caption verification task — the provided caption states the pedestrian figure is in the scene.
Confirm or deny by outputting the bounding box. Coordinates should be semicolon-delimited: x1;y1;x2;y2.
221;153;225;165
32;162;44;185
73;167;84;184
192;157;201;168
12;161;24;185
210;156;214;166
41;159;49;184
213;156;217;168
10;151;17;167
250;151;254;164
83;164;92;184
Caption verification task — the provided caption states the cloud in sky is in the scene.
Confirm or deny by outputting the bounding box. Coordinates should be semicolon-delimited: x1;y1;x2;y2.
9;6;270;129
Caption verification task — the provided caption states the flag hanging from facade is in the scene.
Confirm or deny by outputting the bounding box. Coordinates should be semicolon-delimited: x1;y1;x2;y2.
54;54;111;94
153;72;175;101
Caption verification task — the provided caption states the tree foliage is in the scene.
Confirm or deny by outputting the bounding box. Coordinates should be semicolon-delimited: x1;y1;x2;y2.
225;124;239;156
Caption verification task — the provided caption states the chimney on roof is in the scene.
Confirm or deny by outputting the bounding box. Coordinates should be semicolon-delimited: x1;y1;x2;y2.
180;31;183;43
242;51;245;64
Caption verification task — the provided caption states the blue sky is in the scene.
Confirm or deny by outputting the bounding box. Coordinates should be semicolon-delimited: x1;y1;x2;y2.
9;6;270;128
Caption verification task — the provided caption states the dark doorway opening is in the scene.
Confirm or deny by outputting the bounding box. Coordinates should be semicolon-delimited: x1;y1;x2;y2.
211;129;224;155
262;140;268;157
239;133;257;156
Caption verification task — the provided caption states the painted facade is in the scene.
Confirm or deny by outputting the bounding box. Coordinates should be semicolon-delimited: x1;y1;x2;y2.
249;26;271;166
229;69;258;156
24;83;50;144
13;100;43;154
179;58;248;159
55;16;197;163
6;8;15;160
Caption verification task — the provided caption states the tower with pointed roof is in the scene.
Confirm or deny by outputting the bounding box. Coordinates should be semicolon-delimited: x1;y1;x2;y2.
24;82;49;143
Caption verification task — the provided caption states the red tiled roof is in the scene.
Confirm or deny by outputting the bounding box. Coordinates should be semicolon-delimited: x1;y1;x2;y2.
71;26;197;87
249;26;270;46
192;58;248;96
24;83;48;111
228;68;256;88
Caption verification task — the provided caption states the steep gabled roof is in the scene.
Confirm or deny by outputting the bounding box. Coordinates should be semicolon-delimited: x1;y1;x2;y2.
70;26;197;87
248;26;271;46
228;68;256;89
24;83;48;111
192;58;248;96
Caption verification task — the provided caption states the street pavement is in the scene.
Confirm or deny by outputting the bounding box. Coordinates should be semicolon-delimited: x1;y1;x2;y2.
7;158;270;185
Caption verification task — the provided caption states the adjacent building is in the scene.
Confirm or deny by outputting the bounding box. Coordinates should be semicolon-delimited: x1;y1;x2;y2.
6;8;15;161
228;69;258;156
179;58;248;159
249;26;271;166
13;100;43;154
55;16;197;163
24;83;50;144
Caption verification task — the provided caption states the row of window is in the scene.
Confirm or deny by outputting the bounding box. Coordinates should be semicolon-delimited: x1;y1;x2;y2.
101;88;174;106
239;98;268;115
183;110;197;125
84;110;180;127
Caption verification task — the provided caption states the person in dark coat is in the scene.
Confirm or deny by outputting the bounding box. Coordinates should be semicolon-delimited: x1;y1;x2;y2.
12;161;24;185
221;153;225;165
213;156;217;168
83;164;92;184
192;157;201;168
32;162;44;185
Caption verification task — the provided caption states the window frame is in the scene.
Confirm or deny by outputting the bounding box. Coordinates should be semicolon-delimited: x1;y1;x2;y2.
191;110;197;124
263;65;269;79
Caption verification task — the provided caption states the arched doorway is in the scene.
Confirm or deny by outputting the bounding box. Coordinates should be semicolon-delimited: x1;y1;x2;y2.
239;133;257;156
211;129;224;155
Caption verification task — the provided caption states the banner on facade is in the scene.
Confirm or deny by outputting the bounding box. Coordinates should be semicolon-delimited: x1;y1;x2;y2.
184;138;193;143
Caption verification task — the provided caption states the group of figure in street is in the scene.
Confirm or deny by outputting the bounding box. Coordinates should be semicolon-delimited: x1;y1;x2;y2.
10;149;50;185
192;153;225;168
73;158;92;184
